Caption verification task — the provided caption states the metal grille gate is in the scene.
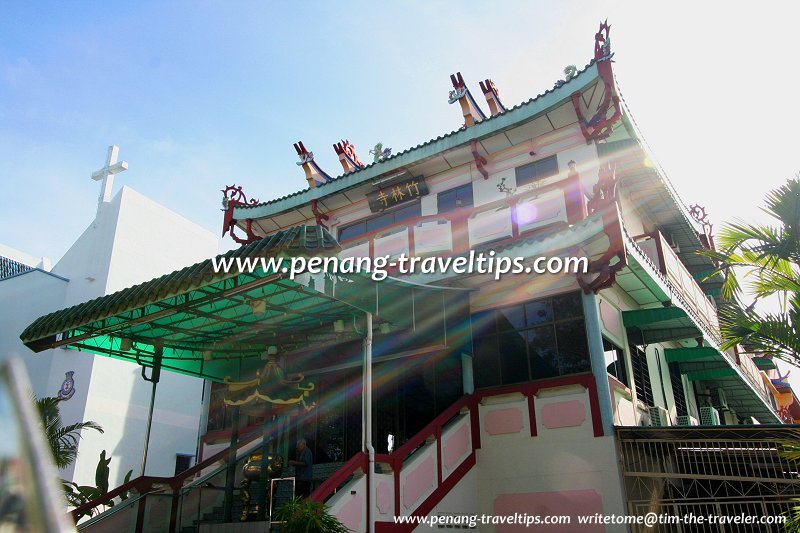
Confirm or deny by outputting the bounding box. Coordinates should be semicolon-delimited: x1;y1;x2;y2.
617;426;800;532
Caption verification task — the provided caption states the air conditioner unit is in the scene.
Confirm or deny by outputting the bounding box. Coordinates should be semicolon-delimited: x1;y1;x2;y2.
721;408;738;426
648;406;671;427
677;415;699;426
711;388;729;409
700;406;721;426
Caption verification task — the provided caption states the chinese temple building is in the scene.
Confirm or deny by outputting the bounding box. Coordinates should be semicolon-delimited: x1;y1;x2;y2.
20;22;800;532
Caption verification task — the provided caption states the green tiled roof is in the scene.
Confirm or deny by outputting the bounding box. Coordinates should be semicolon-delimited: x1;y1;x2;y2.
21;225;338;345
19;225;467;382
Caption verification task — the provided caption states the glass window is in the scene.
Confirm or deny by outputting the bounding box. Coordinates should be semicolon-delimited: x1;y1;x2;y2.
497;305;525;332
338;202;421;242
527;326;559;379
669;362;688;417
498;332;529;384
437;183;474;213
338;221;366;242
525;300;553;326
515;156;559;187
471;292;590;387
555;321;590;374
552;292;583;320
473;336;501;388
603;338;628;386
366;212;394;233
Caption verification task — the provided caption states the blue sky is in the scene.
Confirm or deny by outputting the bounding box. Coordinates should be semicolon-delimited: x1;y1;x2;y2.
2;1;799;258
2;2;800;397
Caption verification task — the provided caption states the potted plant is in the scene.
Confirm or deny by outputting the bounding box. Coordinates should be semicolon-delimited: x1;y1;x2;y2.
273;497;350;533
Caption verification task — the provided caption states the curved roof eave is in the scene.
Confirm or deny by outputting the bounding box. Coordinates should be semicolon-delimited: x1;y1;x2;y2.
233;62;601;220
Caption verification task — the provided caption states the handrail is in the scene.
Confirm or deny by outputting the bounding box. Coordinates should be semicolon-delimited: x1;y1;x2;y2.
77;491;150;531
309;452;368;503
310;374;601;507
70;475;171;522
70;424;266;521
383;394;474;471
308;395;476;504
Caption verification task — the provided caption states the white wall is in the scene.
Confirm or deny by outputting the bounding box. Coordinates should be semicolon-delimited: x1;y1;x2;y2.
1;185;218;489
67;187;218;487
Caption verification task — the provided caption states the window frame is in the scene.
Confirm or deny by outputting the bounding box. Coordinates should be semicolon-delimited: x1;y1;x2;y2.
471;292;590;388
437;182;474;214
514;155;559;188
603;337;628;387
338;201;422;242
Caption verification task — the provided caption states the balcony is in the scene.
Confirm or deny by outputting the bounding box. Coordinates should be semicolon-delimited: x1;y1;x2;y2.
626;231;775;414
633;231;720;337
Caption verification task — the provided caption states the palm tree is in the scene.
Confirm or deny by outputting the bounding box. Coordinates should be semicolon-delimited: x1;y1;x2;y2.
35;396;103;469
699;177;800;365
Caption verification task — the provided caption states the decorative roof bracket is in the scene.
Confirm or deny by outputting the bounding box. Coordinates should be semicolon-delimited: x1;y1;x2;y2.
470;140;489;180
221;185;263;244
689;204;716;250
311;199;329;228
572;21;622;144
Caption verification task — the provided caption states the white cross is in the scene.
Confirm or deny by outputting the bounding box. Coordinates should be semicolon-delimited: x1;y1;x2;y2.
91;145;128;205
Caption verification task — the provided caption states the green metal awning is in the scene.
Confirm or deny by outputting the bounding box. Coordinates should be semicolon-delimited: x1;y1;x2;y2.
664;346;720;363
622;306;702;344
753;357;778;370
20;225;464;382
617;245;780;423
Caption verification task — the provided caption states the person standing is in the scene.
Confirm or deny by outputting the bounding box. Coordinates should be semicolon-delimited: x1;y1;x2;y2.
288;438;313;498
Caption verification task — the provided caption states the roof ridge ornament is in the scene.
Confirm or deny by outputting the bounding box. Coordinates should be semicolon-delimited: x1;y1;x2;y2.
554;65;578;89
448;72;488;128
333;139;364;173
595;20;613;62
571;20;621;144
369;142;392;163
294;141;333;189
479;79;507;116
689;204;716;250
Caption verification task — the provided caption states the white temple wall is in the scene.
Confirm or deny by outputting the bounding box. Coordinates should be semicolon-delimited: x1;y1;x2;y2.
473;387;627;532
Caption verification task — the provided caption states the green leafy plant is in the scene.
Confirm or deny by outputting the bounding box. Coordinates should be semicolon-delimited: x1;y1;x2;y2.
273;497;351;533
34;396;103;469
61;450;134;519
698;177;800;364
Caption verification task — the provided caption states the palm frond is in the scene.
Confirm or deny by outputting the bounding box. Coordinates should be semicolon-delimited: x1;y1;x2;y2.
34;396;103;469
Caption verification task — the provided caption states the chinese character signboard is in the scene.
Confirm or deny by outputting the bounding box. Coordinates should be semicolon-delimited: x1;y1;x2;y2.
367;176;428;212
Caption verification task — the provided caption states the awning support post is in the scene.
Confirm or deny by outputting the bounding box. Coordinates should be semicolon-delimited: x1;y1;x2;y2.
140;343;163;476
363;312;374;532
223;405;240;522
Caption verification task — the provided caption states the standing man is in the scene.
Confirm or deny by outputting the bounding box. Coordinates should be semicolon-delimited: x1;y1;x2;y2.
288;438;313;498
